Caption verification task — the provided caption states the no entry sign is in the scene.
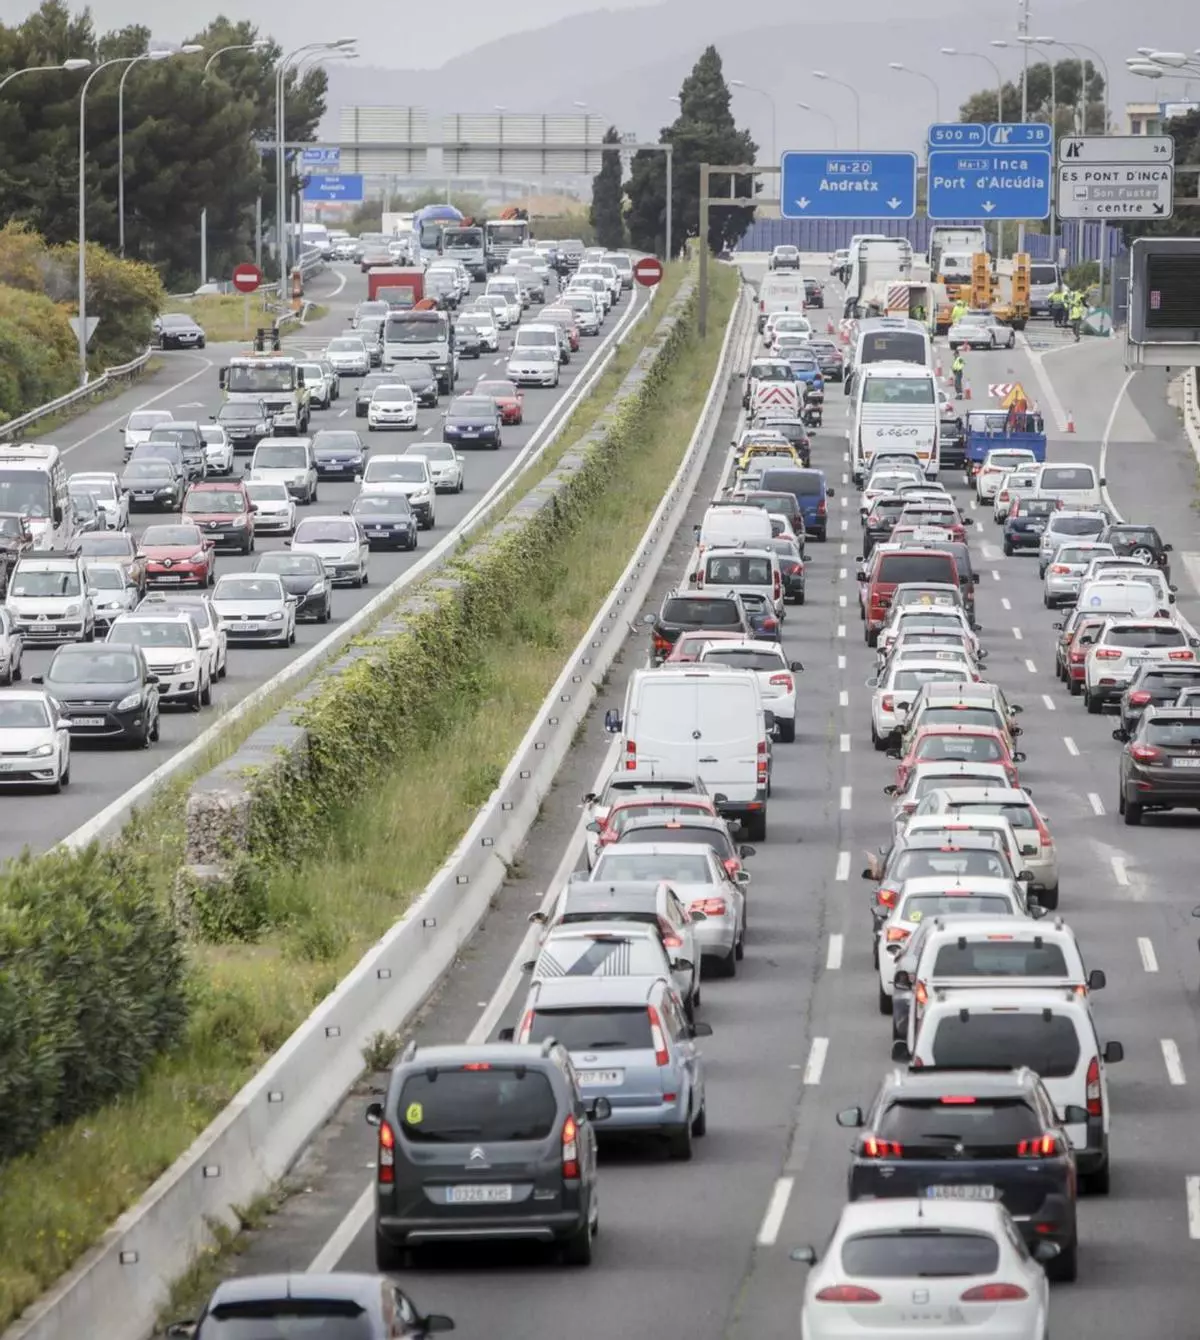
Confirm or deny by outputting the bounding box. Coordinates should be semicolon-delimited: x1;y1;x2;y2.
232;262;263;294
633;256;663;287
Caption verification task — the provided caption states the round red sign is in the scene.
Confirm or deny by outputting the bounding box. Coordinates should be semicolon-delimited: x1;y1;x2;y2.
633;256;664;287
231;262;263;294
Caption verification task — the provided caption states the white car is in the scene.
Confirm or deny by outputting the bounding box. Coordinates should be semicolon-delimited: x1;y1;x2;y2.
358;455;436;529
106;611;211;710
506;346;560;388
795;1199;1051;1339
404;442;464;493
975;448;1038;501
121;409;173;460
947;310;1016;349
248;438;318;504
85;561;142;629
70;472;128;530
138;590;229;680
1084;616;1198;714
199;425;235;476
244;480;296;535
764;312;812;347
991;468;1041;522
367;383;418;431
0;688;70;790
876;606;981;664
483;285;522;327
868;658;972;750
211;572;297;646
457;311;499;352
322;336;370;376
561;293;601;335
885;760;1014;838
5;554;96;645
0;606;23;685
693;639;800;742
474;293;513;330
289;515;369;587
298;361;334;408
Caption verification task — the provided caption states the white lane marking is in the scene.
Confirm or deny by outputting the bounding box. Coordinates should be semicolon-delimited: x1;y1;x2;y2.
840;786;852;810
981;543;999;560
1064;736;1080;756
1111;855;1129;886
1025;659;1038;674
991;570;1001;582
840;733;851;753
1162;1039;1187;1086
328;268;348;298
838;594;847;608
1186;1176;1200;1239
803;1037;829;1085
1138;936;1159;972
842;473;848;485
1097;369;1134;524
839;689;849;707
835;851;850;880
840;518;848;531
338;407;348;418
839;567;847;580
840;542;848;556
1012;627;1023;641
837;624;846;638
1088;792;1105;816
308;1183;374;1272
837;654;846;670
1001;597;1012;611
756;1177;795;1247
840;495;847;508
970;498;979;510
1042;694;1056;712
826;934;844;970
61;353;215;455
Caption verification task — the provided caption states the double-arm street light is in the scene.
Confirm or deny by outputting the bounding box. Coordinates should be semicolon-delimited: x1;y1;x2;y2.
940;47;1004;121
203;39;269;75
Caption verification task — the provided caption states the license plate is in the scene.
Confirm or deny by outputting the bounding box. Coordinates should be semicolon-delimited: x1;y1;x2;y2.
463;429;479;436
576;1069;623;1086
445;1184;513;1204
1172;757;1200;768
899;1311;947;1324
0;759;26;771
233;621;267;631
926;1184;996;1201
134;493;155;500
156;575;182;582
368;529;389;537
72;717;107;727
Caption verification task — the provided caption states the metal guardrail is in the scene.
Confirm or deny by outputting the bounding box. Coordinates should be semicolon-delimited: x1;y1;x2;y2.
0;347;154;443
1182;367;1200;466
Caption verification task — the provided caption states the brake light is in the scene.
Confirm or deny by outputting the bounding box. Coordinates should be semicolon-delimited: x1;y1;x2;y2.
1086;1055;1102;1116
998;489;1009;502
886;927;910;943
961;1284;1029;1302
1017;1134;1059;1157
1130;743;1163;763
378;1120;395;1183
1129;690;1152;705
1095;648;1121;660
1033;812;1053;848
1050;564;1071;574
760;616;779;631
938;1095;975;1104
1169;650;1195;661
562;1114;580;1179
461;1062;491;1070
624;739;637;771
816;1285;882;1303
877;886;898;908
914;980;928;1006
867;513;880;526
648;1004;670;1066
696;568;705;587
691;897;728;917
769;674;794;692
1069;649;1086;663
881;694;894;712
516;1008;534;1043
774;572;781;600
862;1135;902;1158
757;739;768;786
817;499;827;516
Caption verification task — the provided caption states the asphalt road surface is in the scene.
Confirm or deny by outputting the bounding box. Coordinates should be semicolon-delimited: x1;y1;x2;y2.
1;264;648;860
156;258;1200;1338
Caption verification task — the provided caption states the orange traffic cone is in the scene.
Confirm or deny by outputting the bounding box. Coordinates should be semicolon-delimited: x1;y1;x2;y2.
1065;410;1075;433
935;359;943;379
826;317;835;334
964;385;972;400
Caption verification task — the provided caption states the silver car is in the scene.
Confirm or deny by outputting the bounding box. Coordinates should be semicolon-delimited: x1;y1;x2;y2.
1042;540;1117;607
947;311;1016;350
1038;511;1111;575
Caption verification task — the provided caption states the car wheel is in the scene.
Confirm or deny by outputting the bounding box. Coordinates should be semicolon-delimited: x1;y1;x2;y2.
201;673;212;707
1086;691;1101;715
777;717;796;743
320;599;332;623
188;686;202;712
560;1214;593;1266
1123;796;1143;826
691;1100;708;1137
374;1227;407;1273
59;759;70;788
666;1119;694;1161
878;983;893;1015
1068;676;1081;697
1082;1158;1110;1196
1047;1235;1078;1283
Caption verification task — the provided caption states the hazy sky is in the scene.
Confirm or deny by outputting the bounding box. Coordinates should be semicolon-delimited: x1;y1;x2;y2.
23;0;653;67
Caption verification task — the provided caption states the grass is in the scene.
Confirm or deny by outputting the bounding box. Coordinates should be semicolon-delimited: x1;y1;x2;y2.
0;263;739;1330
164;294;329;344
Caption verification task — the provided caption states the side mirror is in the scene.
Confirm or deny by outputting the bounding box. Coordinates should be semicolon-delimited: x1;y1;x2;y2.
826;487;835;498
586;1095;612;1122
1165;542;1174;551
891;1039;911;1062
790;1245;818;1265
1104;1040;1124;1064
365;1101;383;1127
497;1027;515;1042
739;845;756;858
690;1020;714;1038
423;1316;455;1334
1099;477;1107;486
893;969;913;991
585;820;601;833
1030;904;1048;920
885;748;901;759
789;660;803;673
148;675;160;686
30;675;44;685
603;709;622;734
962;516;973;526
672;957;695;972
1052;621;1063;631
689;910;707;921
581;792;597;805
521;959;536;973
1012;751;1027;763
1088;968;1107;991
165;1324;197;1338
527;910;547;925
835;1105;865;1128
1017;870;1035;882
735;870;751;886
1112;727;1129;742
866;676;878;688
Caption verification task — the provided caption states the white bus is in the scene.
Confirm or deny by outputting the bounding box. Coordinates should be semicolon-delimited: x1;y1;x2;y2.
851;361;940;483
0;442;72;550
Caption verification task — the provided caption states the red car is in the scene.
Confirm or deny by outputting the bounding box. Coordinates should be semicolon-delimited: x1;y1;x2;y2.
889;724;1024;792
137;522;216;588
665;629;747;664
182;479;256;553
475;378;524;425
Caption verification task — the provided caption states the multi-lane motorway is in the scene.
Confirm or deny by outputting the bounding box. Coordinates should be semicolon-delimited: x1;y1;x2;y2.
1;263;649;860
179;252;1200;1338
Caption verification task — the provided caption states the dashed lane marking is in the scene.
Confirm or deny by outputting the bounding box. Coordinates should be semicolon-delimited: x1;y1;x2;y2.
1138;937;1159;972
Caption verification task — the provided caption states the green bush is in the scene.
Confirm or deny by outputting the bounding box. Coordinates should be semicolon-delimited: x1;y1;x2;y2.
0;286;77;424
0;846;188;1162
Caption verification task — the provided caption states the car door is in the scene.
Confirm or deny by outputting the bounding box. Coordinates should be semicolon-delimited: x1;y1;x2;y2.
355;520;371;572
660;988;703;1109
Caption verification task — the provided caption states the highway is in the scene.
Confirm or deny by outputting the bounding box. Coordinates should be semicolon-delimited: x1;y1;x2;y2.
1;263;650;861
184;254;1200;1338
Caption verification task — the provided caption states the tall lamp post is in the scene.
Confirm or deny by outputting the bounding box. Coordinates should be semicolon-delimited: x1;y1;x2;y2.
811;71;860;149
729;79;778;167
795;101;838;149
888;63;941;122
0;58;90;93
941;49;1006;253
203;39;269;75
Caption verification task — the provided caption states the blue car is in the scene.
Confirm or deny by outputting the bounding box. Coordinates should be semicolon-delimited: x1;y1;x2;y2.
758;465;835;543
739;590;782;642
786;351;824;393
442;393;503;450
1003;496;1058;555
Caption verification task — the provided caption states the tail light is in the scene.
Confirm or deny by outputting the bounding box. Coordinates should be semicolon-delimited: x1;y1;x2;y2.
1017;1133;1059;1157
886;927;910;944
691;897;728;917
1032;811;1052;848
998;489;1009;502
1069;648;1086;664
1169;650;1195;661
516;1008;534;1043
773;572;781;601
562;1114;580;1179
881;694;894;713
770;673;794;692
757;739;768;786
867;512;880;526
815;1285;882;1303
624;738;637;770
378;1120;396;1183
914;979;928;1006
1130;743;1163;763
862;1135;902;1158
877;886;898;908
759;299;765;311
1096;648;1121;660
817;499;827;516
1086;1055;1102;1116
696;568;705;587
961;1284;1029;1302
648;1004;670;1066
658;917;683;951
1129;690;1152;705
1049;563;1071;574
760;616;779;632
723;857;739;877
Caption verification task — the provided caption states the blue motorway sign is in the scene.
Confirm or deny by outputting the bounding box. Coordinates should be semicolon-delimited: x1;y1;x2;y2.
926;148;1052;221
779;151;917;220
988;122;1052;148
929;123;987;149
302;146;340;167
302;173;364;203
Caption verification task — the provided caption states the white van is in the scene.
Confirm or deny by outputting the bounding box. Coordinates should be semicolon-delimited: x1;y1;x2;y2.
697;504;773;551
1032;462;1105;510
1074;580;1163;621
607;667;770;840
756;274;806;331
696;546;784;616
851;361;940;483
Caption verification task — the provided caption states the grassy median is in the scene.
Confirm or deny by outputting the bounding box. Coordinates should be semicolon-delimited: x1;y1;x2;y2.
165;293;329;344
0;262;738;1329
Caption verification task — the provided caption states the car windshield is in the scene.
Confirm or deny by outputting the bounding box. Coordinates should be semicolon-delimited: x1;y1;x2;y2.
918;707;1004;730
527;1007;653;1051
353;495;411;515
1051;516;1105;537
199;1303;377;1339
10;567;81;596
186;490;246;514
148;428;196;447
127;412;170;432
48;650;139;684
875;1098;1044;1157
397;1067;557;1144
891;848;1010;880
312;434;363;452
1144;719;1200;746
476;382;515;398
216;404;262;422
124;461;172;480
661;597;740;626
109;621;191;648
930;1011;1081;1077
141;526;201;546
407;445;454;462
900;893;1014;920
372;385;413;401
257;554;321;577
915;733;1004;763
214;578;280;601
534;933;666;979
77;534;131;556
699;647;783;673
0;699;50;728
70;479;116;501
85;566;127;590
449;397;495;416
932;940;1071;977
326;339;365;352
593;852;713;882
364;460;425;483
294;521;356;545
254;446;308;469
840;1229;1000;1280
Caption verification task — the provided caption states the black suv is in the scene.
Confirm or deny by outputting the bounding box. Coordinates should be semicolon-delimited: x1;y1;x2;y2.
647;590;752;664
1098;522;1172;579
366;1040;606;1270
862;494;908;560
837;1066;1079;1280
1115;663;1200;739
213;400;272;454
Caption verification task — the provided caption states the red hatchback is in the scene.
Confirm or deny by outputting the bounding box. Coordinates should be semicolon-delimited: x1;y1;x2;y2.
182;479;256;553
889;724;1025;791
475;378;524;425
138;522;216;588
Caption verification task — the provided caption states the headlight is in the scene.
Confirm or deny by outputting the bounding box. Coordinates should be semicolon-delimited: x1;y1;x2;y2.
413;486;430;499
190;551;207;563
267;610;284;622
116;691;142;711
231;515;247;527
64;604;80;617
30;743;55;757
308;581;328;594
178;660;197;673
292;475;307;486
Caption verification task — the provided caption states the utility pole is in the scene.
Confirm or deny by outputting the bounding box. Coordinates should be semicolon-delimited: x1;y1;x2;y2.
1017;0;1031;257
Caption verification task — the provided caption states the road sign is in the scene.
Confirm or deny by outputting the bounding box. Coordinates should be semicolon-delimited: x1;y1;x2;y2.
633;256;663;287
988;123;1052;148
779;151;917;220
67;316;99;346
987;383;1014;399
1059;134;1174;164
927;148;1052;221
302;147;340;167
1001;382;1028;409
1057;164;1173;220
231;263;263;294
929;123;987;149
302;173;364;203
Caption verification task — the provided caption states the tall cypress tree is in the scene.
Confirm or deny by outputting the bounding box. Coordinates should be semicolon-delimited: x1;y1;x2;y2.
589;127;625;249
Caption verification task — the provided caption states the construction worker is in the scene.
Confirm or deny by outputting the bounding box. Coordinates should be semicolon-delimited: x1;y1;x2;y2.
1049;286;1065;327
951;352;965;397
951;300;967;326
1069;290;1086;342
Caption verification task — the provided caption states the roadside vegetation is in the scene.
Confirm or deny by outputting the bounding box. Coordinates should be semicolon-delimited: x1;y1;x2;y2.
165;293;329;345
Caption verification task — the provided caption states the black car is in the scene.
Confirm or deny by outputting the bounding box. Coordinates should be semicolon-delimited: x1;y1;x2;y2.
147;423;207;481
648;590;752;663
837;1066;1079;1280
1116;663;1200;738
367;1041;603;1268
939;413;966;469
213;400;272;453
350;493;419;550
803;276;824;308
921;540;978;621
1117;705;1200;823
154;312;206;349
762;534;806;603
1098;522;1172;579
1002;495;1057;554
34;643;160;746
254;551;331;622
120;458;184;511
738;490;807;552
385;363;440;408
442;394;502;450
311;428;368;479
861;494;908;560
356;371;398;417
168;1272;453;1340
454;324;484;359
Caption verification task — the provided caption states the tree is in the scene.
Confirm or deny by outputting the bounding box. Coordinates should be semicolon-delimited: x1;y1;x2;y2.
625;45;757;258
959;60;1106;133
589;127;625;249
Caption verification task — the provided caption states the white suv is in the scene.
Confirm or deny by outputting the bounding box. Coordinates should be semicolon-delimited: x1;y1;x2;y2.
1084;617;1199;714
694;639;801;742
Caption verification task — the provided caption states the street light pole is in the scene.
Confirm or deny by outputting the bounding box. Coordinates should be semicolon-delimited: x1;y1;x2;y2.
888;64;941;122
0;59;90;93
729;80;777;167
811;71;860;149
203;40;269;76
795;101;838;149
